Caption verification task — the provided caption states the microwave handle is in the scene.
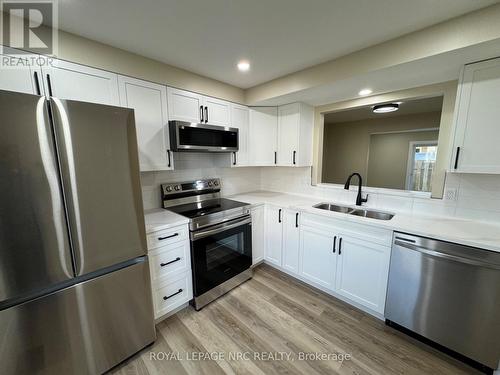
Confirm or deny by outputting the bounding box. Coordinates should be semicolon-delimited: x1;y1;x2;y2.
191;216;251;241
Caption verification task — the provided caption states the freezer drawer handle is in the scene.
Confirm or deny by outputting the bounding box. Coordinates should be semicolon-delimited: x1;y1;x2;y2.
158;233;179;241
160;257;181;267
394;241;500;270
163;289;183;300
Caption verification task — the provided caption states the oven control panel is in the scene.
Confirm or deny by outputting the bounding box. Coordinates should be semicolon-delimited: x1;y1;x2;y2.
161;178;221;197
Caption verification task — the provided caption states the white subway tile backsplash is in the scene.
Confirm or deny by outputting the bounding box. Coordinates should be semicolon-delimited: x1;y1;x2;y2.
141;157;500;224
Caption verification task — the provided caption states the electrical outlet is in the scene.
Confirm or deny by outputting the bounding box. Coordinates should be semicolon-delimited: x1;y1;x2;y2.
444;188;458;201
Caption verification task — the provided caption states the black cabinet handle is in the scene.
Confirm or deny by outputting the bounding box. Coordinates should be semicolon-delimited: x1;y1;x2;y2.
454;147;461;169
339;237;342;255
34;71;41;95
295;212;299;228
233;152;237;165
46;74;53;96
293;151;296;165
205;106;208;123
333;236;336;253
274;151;277;165
163;289;183;300
278;209;282;223
167;150;171;168
158;233;179;241
200;105;204;122
160;257;181;267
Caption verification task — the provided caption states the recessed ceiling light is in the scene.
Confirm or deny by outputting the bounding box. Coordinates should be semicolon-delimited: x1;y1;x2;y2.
358;88;372;96
372;103;399;113
237;61;250;72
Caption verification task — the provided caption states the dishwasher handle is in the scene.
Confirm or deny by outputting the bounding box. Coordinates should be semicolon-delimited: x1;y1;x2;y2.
394;240;500;270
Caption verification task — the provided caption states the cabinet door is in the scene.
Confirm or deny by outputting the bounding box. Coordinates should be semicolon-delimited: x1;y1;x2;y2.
299;226;336;289
204;96;231;126
452;58;500;173
167;87;203;123
277;103;300;166
283;210;300;274
231;104;249;166
0;47;38;94
249;107;278;166
335;234;390;314
265;205;283;266
41;60;120;106
118;76;173;171
251;205;265;265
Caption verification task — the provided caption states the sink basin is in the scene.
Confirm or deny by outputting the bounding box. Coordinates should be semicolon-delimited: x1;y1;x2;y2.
350;209;394;220
313;203;354;214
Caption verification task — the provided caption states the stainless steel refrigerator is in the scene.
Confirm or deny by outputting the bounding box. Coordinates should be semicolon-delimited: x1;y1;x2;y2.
0;90;156;374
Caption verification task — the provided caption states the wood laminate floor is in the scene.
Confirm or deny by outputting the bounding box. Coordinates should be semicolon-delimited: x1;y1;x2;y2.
110;264;479;375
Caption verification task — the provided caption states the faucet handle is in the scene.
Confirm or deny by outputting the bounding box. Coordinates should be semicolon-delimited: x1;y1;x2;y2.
362;194;369;203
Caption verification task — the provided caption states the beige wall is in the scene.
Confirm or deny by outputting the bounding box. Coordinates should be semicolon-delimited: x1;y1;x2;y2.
367;130;439;190
322;112;441;186
3;14;245;103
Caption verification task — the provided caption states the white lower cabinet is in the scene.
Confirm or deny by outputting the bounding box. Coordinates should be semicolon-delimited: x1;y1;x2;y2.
251;205;265;265
282;210;300;274
147;223;193;320
264;205;284;266
334;234;390;314
299;226;336;289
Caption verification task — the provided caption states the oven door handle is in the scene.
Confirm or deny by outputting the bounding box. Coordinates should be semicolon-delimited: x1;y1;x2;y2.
191;216;251;241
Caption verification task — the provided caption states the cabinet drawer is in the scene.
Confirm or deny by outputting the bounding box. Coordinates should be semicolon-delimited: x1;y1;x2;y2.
153;272;192;319
149;241;190;283
147;225;188;250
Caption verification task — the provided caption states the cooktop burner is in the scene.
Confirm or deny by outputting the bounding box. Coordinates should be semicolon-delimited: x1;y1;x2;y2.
167;198;249;219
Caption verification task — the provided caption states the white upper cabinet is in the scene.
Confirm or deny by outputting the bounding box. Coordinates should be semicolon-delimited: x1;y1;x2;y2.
249;107;278;166
167;87;203;123
0;47;38;95
118;76;173;171
277;103;314;167
41;59;120;106
167;87;231;126
334;234;390;315
203;96;231;126
451;58;500;174
231;104;250;166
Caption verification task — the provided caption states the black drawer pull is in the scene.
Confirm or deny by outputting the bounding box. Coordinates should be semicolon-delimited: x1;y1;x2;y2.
163;289;183;300
295;212;299;228
278;209;282;223
158;233;179;241
293;150;296;165
160;257;181;267
454;147;461;169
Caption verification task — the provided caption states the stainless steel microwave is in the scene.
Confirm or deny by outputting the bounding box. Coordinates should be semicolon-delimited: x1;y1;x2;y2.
169;121;238;152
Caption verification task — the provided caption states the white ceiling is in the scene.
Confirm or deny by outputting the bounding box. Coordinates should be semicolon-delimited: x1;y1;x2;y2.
57;0;498;89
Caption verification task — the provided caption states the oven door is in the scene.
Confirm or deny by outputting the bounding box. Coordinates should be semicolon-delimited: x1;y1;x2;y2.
190;216;252;297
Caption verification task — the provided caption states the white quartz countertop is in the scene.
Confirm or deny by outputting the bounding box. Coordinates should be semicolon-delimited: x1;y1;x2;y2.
230;191;500;253
144;208;189;234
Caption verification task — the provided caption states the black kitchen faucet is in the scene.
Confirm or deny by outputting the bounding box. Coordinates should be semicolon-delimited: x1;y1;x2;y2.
344;173;368;206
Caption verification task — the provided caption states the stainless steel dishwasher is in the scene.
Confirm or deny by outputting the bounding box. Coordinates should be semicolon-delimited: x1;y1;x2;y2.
385;232;500;374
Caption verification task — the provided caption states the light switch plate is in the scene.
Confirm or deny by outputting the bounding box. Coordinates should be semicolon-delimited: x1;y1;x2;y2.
444;188;458;201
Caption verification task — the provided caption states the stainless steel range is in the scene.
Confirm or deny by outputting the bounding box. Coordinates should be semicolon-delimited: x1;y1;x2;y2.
161;179;252;310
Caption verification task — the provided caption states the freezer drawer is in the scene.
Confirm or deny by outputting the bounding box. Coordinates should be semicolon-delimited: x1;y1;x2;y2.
386;233;500;369
0;260;155;375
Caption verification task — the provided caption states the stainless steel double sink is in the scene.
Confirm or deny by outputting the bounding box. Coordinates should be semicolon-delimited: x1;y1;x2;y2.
313;203;394;220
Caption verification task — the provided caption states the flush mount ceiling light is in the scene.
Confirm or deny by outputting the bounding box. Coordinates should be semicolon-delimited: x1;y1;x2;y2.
358;88;372;96
237;61;250;72
372;103;399;113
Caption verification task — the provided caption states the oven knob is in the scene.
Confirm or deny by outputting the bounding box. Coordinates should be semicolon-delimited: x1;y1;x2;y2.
208;181;213;187
213;180;219;186
165;186;173;192
174;185;181;191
